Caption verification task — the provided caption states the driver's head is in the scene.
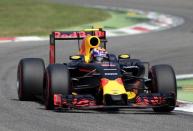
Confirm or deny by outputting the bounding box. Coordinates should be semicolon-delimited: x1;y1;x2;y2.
91;47;107;62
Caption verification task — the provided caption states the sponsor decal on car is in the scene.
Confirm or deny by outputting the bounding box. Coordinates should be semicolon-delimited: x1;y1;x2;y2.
54;31;105;39
104;73;118;76
101;62;116;67
103;68;117;71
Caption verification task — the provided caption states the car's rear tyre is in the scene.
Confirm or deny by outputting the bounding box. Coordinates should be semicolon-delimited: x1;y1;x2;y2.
149;64;177;112
45;64;71;110
17;58;45;101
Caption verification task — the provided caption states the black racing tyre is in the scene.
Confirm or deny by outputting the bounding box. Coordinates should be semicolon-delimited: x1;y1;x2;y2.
45;64;71;110
17;58;45;101
149;64;177;112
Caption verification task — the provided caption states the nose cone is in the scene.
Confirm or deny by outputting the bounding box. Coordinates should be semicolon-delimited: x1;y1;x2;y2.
101;78;127;95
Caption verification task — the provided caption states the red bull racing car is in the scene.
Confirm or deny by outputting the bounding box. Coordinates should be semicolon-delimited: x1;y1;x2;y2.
17;28;177;112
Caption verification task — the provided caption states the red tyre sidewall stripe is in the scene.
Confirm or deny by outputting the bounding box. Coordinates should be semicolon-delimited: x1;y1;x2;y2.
18;64;23;97
46;70;51;108
149;68;157;93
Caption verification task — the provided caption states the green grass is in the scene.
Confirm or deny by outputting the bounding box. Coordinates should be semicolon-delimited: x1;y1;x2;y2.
177;79;193;88
0;0;111;37
65;10;149;31
89;11;149;29
177;79;193;102
177;90;193;102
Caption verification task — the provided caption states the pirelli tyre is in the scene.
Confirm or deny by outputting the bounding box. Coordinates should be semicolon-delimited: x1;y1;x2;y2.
17;58;45;101
45;64;71;110
149;64;177;112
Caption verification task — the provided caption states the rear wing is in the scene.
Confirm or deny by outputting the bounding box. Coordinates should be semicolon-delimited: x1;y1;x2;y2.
49;29;106;64
50;29;106;41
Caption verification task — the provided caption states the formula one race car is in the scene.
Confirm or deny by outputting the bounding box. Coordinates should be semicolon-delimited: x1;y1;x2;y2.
17;28;177;112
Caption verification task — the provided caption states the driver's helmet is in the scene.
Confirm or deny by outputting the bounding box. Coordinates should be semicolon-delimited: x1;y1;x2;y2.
91;47;107;62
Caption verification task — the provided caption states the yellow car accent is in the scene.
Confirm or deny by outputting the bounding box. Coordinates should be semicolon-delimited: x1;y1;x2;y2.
70;55;81;60
102;79;127;95
119;54;130;59
79;35;100;63
83;28;101;31
126;91;136;99
72;92;77;95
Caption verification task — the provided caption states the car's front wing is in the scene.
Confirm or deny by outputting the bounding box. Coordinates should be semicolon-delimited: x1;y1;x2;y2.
53;93;175;110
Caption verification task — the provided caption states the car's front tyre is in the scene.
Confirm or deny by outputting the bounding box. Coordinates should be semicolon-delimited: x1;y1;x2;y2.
44;64;71;110
149;64;177;112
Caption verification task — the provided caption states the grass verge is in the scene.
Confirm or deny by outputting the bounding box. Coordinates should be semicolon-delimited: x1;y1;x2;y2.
177;79;193;102
64;10;149;31
0;0;111;37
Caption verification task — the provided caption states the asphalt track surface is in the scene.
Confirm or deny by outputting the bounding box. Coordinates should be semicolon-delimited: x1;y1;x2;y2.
0;0;193;131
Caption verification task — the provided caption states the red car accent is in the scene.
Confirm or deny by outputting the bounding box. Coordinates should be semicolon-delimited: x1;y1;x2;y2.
101;78;109;87
135;96;165;106
54;94;96;108
54;94;62;107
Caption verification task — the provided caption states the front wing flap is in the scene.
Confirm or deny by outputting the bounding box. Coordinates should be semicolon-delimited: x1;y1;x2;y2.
53;93;175;110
